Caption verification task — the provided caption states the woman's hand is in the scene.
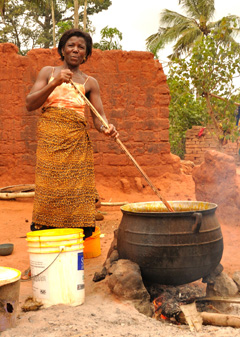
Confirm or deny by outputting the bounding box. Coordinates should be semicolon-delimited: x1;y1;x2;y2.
102;124;119;139
53;69;73;86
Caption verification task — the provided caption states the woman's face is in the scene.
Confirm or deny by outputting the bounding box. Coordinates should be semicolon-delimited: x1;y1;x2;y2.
62;36;87;66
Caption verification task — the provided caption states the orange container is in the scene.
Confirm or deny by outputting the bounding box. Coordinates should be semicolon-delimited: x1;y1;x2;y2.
83;226;101;259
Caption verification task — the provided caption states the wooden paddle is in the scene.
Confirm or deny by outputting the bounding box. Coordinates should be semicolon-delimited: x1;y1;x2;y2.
70;79;174;212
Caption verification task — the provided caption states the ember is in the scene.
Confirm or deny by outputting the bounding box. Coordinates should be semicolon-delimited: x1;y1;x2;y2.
148;283;205;324
146;268;240;330
153;296;179;322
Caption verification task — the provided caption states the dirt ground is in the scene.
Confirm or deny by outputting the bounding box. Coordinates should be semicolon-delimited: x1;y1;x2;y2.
0;172;240;337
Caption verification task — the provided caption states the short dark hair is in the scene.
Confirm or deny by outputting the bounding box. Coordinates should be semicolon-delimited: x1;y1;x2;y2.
58;29;92;63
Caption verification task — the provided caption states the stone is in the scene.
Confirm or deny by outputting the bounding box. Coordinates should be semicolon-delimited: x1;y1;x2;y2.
120;178;131;193
106;230;118;260
93;267;107;283
134;177;143;192
107;259;154;317
103;257;111;271
109;249;119;264
232;271;240;291
95;211;104;221
206;272;238;311
206;272;238;297
202;264;224;284
192;150;240;224
180;160;195;175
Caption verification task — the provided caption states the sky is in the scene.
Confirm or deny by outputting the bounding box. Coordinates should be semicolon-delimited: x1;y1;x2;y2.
91;0;240;64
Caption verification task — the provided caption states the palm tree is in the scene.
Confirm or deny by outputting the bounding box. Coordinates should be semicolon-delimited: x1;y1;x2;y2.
146;0;240;59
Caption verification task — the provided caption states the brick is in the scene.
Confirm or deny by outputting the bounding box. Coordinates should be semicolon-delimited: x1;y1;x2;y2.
102;154;130;166
158;130;169;141
146;143;170;154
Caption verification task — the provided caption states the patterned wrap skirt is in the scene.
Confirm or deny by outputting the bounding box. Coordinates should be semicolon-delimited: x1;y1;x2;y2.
32;107;96;228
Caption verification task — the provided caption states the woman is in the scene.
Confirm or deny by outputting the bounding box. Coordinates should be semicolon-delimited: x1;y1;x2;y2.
26;28;118;239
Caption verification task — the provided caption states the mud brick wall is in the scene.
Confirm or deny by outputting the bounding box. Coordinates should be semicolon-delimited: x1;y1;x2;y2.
184;126;239;165
0;43;179;187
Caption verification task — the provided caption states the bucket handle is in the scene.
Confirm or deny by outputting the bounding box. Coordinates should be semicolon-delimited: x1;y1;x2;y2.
192;212;202;233
21;247;64;282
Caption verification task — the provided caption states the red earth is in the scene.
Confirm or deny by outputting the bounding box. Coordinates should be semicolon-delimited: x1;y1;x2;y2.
0;170;240;336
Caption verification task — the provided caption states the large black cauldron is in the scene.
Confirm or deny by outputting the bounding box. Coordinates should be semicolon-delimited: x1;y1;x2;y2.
117;201;223;285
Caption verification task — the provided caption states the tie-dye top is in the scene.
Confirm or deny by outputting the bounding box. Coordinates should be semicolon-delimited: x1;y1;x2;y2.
43;70;89;118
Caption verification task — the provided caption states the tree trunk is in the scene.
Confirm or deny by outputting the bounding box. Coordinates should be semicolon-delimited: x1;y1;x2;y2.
83;0;87;31
51;0;56;47
74;0;79;28
204;92;223;147
43;14;51;48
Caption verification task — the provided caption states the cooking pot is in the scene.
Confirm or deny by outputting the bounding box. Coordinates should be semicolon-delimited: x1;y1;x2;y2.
117;201;223;285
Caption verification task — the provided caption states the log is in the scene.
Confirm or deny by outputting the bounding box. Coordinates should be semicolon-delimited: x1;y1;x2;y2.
0;192;35;199
201;312;240;328
0;191;129;204
180;302;240;330
0;184;35;193
101;202;128;206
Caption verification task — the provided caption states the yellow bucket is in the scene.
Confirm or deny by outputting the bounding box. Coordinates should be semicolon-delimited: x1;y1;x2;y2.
83;226;101;259
0;267;21;332
26;228;85;307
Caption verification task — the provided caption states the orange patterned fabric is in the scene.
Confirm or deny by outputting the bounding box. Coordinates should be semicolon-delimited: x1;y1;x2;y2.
43;77;86;117
32;106;96;228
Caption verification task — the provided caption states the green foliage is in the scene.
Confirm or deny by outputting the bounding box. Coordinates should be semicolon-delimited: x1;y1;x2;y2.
167;69;209;158
93;25;122;50
67;0;111;14
167;23;240;156
0;0;112;54
187;22;240;97
146;0;240;156
0;1;32;52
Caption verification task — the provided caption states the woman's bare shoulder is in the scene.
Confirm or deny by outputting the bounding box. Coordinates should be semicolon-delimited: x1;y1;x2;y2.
36;66;54;80
86;75;99;90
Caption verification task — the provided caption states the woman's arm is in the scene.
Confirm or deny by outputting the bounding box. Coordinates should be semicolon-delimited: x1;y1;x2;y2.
26;67;73;111
86;77;119;138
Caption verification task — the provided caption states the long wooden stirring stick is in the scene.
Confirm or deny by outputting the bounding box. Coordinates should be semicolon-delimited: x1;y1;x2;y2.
70;79;174;212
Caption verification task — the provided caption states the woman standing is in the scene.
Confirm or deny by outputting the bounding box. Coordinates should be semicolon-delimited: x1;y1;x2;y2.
26;29;118;239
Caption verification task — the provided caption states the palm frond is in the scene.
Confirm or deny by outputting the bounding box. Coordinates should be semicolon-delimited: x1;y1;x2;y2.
146;28;167;55
169;27;202;58
160;9;195;27
147;0;240;59
179;0;214;21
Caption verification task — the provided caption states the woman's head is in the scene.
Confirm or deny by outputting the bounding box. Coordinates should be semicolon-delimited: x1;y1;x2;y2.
58;29;92;63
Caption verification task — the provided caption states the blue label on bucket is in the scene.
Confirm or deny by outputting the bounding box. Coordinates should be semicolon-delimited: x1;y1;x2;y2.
78;252;84;270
